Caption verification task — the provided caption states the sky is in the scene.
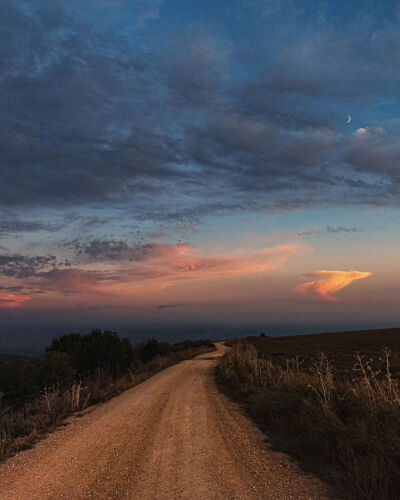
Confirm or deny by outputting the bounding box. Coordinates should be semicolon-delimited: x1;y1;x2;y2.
1;0;400;347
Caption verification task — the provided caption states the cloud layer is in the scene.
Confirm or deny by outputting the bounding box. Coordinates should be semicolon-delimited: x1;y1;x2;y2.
0;0;400;228
0;292;30;309
0;1;393;328
0;241;306;302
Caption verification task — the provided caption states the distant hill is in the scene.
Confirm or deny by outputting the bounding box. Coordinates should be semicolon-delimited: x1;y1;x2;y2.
0;347;42;358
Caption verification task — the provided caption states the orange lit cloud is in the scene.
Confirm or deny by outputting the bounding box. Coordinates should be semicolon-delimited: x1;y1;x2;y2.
109;242;308;296
294;270;372;302
0;292;31;308
4;243;307;302
129;242;307;282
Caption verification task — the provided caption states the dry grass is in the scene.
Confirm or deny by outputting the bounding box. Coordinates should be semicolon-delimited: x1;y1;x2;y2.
243;328;400;377
218;341;400;499
0;345;213;461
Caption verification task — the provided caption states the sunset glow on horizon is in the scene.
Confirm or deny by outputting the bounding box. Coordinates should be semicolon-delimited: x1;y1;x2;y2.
0;293;31;309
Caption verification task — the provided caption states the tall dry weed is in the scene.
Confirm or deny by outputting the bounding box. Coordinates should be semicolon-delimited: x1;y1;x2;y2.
218;341;400;500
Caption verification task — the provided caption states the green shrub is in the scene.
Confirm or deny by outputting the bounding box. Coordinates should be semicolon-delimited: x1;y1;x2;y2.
46;329;135;376
138;337;170;364
0;351;74;394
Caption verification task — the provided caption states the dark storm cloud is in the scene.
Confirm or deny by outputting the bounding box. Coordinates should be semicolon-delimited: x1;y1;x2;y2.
298;226;362;236
1;0;400;228
345;128;400;180
0;285;25;292
0;285;45;295
69;238;191;264
0;215;61;236
263;30;400;99
75;239;172;262
204;112;336;168
165;29;231;106
0;256;123;293
0;254;57;278
158;304;183;309
0;2;183;208
0;3;327;213
326;225;361;234
244;1;400;100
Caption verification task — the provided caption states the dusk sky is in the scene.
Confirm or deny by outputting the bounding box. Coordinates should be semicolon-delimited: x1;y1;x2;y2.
1;0;400;346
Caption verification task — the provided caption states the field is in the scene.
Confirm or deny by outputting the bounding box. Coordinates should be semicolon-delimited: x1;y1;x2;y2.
219;328;400;499
246;328;400;377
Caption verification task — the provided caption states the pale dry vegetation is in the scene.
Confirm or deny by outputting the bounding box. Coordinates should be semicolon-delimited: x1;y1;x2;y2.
0;345;213;461
218;341;400;499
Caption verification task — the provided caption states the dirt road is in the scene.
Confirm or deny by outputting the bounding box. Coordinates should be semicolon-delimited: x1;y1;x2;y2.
0;343;330;499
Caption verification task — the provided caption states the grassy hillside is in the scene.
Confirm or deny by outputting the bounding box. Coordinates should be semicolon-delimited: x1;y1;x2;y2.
219;328;400;499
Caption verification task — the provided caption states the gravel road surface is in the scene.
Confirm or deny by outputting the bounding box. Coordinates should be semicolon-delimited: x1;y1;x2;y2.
0;343;331;499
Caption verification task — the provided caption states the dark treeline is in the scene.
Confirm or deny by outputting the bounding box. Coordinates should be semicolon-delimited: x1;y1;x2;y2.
0;330;213;398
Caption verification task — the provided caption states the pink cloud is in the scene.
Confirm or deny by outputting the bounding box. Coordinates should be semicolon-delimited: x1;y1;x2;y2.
0;292;31;308
126;242;307;283
294;270;372;302
34;268;107;293
7;243;307;300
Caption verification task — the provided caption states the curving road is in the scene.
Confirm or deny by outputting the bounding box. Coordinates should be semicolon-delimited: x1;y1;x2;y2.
0;343;330;499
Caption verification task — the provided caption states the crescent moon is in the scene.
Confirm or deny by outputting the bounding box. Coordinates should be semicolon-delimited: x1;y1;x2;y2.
346;114;352;124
